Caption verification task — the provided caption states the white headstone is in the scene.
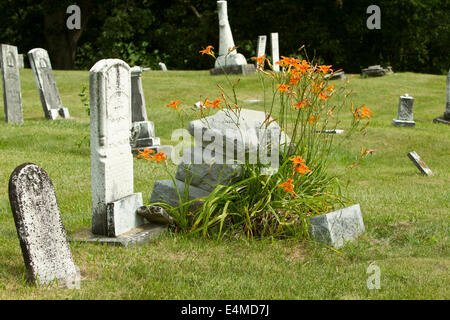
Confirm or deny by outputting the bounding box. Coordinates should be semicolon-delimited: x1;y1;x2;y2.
90;59;144;237
1;44;23;124
158;62;167;71
28;48;69;120
214;1;247;69
270;33;280;72
256;35;267;68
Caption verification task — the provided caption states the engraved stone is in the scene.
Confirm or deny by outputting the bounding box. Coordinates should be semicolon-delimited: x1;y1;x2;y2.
8;163;78;285
270;33;280;72
433;69;450;124
407;151;432;176
211;1;253;75
28;48;69;120
1;44;23;124
130;66;161;152
255;35;267;68
309;204;365;249
393;94;415;127
90;59;144;236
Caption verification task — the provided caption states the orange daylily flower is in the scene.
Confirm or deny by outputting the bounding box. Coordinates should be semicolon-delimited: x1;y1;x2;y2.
318;91;330;101
289;74;300;85
276;56;300;68
318;65;333;74
307;116;317;124
212;97;221;109
251;55;266;67
295;60;311;73
199;45;214;56
277;84;290;92
289;155;312;175
167;100;181;110
278;178;296;196
150;151;167;163
292;99;308;109
137;148;155;159
356;106;374;119
294;163;312;174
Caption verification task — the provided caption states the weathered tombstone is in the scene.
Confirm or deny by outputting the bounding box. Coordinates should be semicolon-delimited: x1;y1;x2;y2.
210;1;255;76
407;151;432;176
433;69;450;125
0;44;23;124
130;66;161;152
158;62;167;71
27;48;69;120
309;204;365;249
255;35;267;68
89;59;144;237
18;54;24;69
8;163;78;286
270;33;280;72
392;94;415;127
325;71;346;80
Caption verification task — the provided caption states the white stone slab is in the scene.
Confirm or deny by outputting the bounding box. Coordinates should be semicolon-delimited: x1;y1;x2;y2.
1;44;23;124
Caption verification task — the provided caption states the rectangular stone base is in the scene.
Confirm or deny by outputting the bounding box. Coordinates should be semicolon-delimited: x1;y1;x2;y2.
392;119;415;127
433;116;450;125
309;204;365;249
69;223;167;247
210;64;256;76
106;193;144;236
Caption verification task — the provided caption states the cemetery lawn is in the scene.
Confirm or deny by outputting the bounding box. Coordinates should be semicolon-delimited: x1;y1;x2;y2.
0;69;449;300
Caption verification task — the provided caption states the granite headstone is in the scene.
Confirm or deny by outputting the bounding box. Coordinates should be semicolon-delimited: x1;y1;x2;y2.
392;94;415;127
1;44;23;124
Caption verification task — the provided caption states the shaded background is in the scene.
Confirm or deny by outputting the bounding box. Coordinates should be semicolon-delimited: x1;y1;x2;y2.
0;0;448;73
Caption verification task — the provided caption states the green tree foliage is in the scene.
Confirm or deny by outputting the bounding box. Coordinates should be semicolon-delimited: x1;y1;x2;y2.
0;0;448;73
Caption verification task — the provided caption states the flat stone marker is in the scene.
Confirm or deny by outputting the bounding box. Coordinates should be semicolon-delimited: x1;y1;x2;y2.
433;69;450;125
361;65;386;78
393;94;415;127
89;59;144;237
270;33;280;72
8;163;78;286
1;44;23;124
407;151;432;175
28;48;69;120
309;204;365;249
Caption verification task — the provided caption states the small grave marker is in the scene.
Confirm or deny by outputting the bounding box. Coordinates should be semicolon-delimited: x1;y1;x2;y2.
0;44;23;124
407;151;432;176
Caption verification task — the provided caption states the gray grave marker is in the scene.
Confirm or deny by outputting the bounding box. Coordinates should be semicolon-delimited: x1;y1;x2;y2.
1;44;23;124
270;33;280;72
90;59;144;237
392;94;415;127
8;163;78;286
18;54;24;69
407;151;432;176
28;48;69;120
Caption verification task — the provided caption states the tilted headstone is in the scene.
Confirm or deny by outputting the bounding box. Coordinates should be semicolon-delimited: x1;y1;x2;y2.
309;204;365;249
433;69;450;125
28;48;69;120
130;66;160;152
1;44;23;124
407;151;432;176
90;59;144;237
255;35;267;68
392;94;415;127
210;1;255;75
8;163;78;286
270;33;280;72
158;62;167;71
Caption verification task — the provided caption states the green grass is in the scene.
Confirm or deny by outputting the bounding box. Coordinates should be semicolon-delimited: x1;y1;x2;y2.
0;69;448;299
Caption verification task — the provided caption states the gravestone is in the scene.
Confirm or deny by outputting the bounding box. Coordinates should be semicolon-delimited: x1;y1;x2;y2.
28;48;69;120
130;66;161;152
392;94;415;127
8;163;78;286
1;44;23;124
309;204;365;249
433;69;450;125
18;54;24;69
89;59;144;237
150;109;289;208
325;71;346;80
210;1;255;76
270;33;280;72
255;35;267;68
407;151;432;176
158;62;167;71
361;65;386;78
